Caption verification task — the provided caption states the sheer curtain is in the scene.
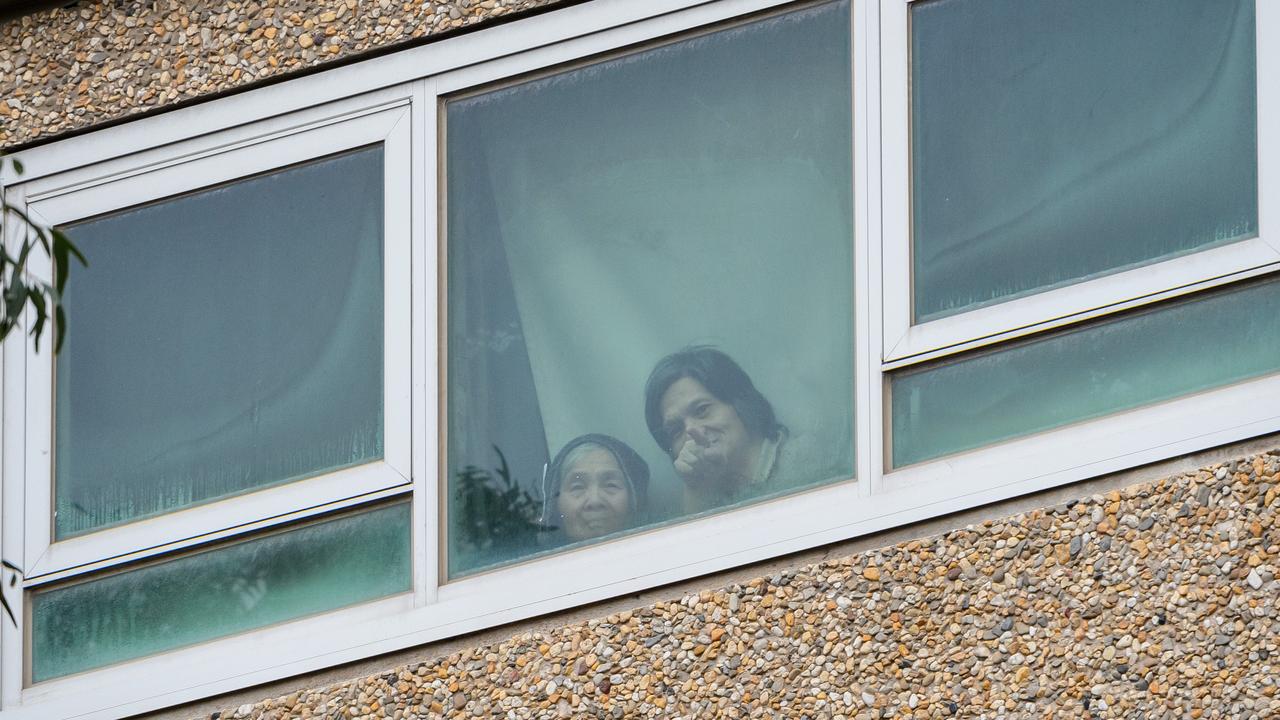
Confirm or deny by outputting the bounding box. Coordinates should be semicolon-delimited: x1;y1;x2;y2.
57;147;385;537
911;0;1258;320
446;0;855;571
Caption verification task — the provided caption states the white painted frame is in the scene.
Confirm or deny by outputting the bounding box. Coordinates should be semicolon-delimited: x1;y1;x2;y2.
0;3;865;719
0;0;1277;719
11;97;415;583
879;0;1280;364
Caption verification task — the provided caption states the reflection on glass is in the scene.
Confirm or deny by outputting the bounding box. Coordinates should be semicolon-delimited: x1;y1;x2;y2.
56;147;385;538
445;0;855;577
892;277;1280;467
31;502;411;682
911;0;1258;321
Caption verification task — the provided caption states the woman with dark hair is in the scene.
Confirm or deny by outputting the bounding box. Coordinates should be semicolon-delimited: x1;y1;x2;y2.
540;434;650;544
644;346;786;513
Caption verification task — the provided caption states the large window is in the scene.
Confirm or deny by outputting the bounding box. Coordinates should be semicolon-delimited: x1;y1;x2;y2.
2;0;1278;717
55;146;386;539
4;95;414;708
882;0;1276;359
879;0;1279;489
444;0;855;576
909;0;1258;322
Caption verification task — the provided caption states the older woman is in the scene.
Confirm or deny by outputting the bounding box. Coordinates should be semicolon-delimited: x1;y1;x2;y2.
541;434;650;543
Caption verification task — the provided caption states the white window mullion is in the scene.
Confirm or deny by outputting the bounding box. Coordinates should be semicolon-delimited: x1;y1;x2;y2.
1258;0;1280;258
855;0;880;498
878;0;912;363
18;204;52;577
383;103;415;484
1;188;30;712
413;77;440;606
25;483;412;586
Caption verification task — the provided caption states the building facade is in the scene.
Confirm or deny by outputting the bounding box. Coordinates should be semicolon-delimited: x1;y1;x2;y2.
1;0;1278;718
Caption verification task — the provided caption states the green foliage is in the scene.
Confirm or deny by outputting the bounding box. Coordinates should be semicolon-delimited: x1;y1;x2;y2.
451;447;550;571
0;155;87;354
0;154;90;623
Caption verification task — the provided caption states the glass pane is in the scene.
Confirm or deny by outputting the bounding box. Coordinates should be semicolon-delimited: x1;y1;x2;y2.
31;502;410;682
911;0;1258;321
56;147;385;538
446;1;854;577
892;278;1280;467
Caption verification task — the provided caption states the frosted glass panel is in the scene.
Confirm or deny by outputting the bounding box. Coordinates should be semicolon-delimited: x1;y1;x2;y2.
446;1;854;576
911;0;1258;321
31;502;410;682
56;147;384;538
892;278;1280;467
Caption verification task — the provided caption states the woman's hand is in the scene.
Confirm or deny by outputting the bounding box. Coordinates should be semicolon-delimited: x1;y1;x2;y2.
672;428;731;486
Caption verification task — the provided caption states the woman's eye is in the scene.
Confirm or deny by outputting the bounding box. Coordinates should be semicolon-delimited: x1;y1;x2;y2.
694;402;711;417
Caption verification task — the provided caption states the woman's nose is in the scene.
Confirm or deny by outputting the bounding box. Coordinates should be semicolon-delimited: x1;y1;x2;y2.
688;424;710;446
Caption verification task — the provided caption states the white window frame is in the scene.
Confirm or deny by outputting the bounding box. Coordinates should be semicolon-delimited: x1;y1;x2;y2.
0;1;1276;719
2;86;420;714
879;0;1280;365
9;94;415;583
0;4;871;719
874;0;1280;494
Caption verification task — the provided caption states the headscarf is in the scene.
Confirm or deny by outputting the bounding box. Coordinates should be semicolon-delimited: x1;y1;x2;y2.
540;433;650;532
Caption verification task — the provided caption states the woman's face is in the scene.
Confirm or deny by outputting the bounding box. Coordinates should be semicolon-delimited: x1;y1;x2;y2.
659;376;756;493
557;447;633;541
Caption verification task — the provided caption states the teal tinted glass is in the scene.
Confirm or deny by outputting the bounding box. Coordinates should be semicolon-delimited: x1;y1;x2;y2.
31;502;410;682
56;147;385;538
446;1;854;576
892;278;1280;467
911;0;1258;321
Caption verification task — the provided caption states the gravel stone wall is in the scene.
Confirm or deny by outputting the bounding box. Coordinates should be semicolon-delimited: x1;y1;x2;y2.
0;0;569;149
8;6;1278;719
209;451;1280;719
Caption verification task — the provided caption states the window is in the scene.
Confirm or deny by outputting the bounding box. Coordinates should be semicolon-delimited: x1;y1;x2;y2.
5;91;415;710
54;146;387;539
882;0;1277;359
877;0;1280;494
891;276;1280;468
443;0;855;577
1;0;1278;717
910;0;1258;323
31;502;410;682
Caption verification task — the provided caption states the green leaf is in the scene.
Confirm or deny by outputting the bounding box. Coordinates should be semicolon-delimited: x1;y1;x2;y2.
53;229;87;267
54;303;67;354
4;276;27;329
0;593;14;627
53;240;69;294
11;158;23;175
27;287;47;353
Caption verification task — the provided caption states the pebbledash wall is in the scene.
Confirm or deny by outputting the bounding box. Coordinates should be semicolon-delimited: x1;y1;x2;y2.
3;1;1279;719
192;447;1280;720
0;0;568;148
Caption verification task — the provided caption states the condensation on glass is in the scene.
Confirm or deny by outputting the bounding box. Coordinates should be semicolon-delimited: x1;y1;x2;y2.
444;0;855;577
55;147;385;538
30;502;411;682
891;277;1280;467
910;0;1258;321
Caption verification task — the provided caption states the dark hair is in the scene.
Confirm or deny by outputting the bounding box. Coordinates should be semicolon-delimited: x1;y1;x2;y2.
643;346;782;453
